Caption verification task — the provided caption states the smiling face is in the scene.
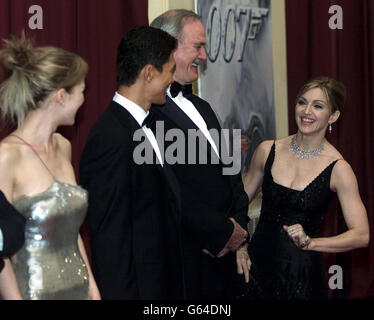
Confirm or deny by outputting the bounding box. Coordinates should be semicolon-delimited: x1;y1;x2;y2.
295;87;340;135
149;53;176;105
173;19;207;85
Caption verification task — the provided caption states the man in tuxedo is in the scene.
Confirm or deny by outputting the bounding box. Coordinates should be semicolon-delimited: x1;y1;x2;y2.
0;190;25;272
151;10;251;299
79;27;185;299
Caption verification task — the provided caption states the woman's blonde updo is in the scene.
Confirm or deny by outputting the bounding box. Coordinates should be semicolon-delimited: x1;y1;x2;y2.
0;33;88;128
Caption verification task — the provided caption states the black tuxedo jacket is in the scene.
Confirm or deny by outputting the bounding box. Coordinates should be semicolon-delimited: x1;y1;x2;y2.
80;101;185;300
151;94;249;299
0;190;26;271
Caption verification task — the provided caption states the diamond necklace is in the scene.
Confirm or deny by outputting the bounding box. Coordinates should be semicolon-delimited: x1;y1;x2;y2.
290;135;325;159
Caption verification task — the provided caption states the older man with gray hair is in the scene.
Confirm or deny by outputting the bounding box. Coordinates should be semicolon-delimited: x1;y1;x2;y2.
151;9;250;299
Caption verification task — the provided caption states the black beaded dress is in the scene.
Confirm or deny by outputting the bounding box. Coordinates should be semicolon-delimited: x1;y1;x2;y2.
245;142;338;300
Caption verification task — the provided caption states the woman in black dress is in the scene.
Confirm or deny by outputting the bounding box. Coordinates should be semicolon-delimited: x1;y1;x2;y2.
241;77;369;299
0;190;25;272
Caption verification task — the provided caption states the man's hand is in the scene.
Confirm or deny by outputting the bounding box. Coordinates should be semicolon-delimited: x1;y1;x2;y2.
217;218;248;258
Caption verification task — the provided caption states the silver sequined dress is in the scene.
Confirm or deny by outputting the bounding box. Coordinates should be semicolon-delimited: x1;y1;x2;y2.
11;181;90;300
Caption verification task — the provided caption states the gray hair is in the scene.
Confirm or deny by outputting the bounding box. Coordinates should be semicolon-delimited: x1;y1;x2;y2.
150;9;201;40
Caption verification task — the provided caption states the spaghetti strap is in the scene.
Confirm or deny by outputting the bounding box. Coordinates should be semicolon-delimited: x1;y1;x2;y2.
264;140;276;174
10;134;56;181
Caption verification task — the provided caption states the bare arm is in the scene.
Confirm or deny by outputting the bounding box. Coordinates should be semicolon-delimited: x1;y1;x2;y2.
286;160;369;253
59;135;101;299
0;259;22;299
307;160;369;252
77;234;101;300
242;140;271;202
0;143;22;299
236;141;271;281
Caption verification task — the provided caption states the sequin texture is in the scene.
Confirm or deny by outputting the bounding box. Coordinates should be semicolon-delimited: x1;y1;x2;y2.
11;181;89;300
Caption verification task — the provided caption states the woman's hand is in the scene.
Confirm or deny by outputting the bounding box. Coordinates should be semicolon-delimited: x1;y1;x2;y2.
236;244;251;283
283;224;311;250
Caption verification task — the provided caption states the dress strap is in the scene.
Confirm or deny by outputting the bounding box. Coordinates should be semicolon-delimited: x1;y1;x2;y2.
325;158;341;181
326;158;343;173
264;140;276;174
10;134;56;181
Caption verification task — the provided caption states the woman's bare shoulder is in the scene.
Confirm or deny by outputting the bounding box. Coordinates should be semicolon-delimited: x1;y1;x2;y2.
274;136;292;151
53;133;70;148
256;139;276;153
324;140;344;161
53;133;71;157
0;137;24;165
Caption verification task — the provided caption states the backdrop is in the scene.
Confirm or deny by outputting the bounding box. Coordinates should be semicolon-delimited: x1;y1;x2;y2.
0;0;149;259
286;0;374;299
196;0;275;174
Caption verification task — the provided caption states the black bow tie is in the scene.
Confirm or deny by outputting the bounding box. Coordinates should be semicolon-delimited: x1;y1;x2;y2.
142;110;157;128
170;82;193;98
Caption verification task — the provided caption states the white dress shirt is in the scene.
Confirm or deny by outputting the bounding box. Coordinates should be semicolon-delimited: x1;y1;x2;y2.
167;87;220;158
113;92;163;166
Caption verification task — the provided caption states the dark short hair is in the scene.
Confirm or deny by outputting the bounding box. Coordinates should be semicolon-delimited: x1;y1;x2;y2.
117;26;177;86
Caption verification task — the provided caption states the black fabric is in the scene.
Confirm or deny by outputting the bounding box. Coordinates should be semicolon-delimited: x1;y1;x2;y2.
245;143;337;300
169;82;193;98
151;95;249;299
0;190;26;272
142;109;157;129
80;101;185;299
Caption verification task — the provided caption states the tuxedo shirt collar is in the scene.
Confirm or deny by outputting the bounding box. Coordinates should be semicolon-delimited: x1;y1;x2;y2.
113;92;150;127
166;87;220;158
113;92;163;166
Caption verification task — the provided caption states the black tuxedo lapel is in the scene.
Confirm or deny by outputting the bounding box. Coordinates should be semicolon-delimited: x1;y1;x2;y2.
186;95;221;131
80;99;186;299
160;96;199;132
109;101;176;189
185;95;223;161
156;95;224;164
110;101;182;224
187;96;235;166
109;101;142;135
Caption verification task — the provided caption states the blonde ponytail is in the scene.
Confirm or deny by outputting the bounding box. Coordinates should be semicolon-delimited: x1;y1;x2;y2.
0;33;88;128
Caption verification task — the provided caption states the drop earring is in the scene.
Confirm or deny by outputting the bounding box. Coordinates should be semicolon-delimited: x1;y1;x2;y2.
328;123;332;133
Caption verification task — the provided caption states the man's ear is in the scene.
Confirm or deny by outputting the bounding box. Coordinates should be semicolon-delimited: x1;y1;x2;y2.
54;88;68;106
143;64;154;83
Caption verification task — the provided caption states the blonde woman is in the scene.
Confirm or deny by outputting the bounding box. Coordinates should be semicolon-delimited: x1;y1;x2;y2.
242;77;369;299
0;35;100;299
